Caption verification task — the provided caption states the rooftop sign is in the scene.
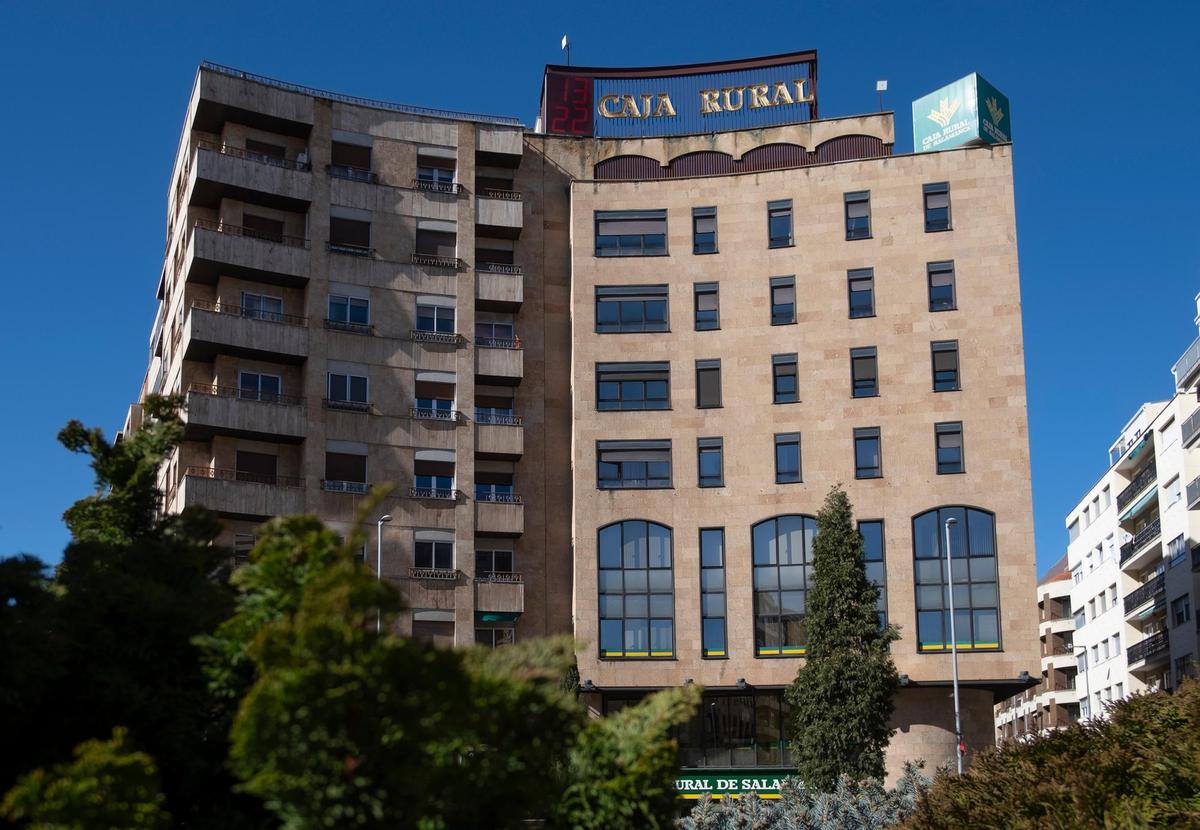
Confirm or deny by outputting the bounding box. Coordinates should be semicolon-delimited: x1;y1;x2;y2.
540;51;818;138
912;72;1011;153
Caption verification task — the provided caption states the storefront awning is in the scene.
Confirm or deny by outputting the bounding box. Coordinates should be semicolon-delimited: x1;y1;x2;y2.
1118;488;1157;523
476;611;520;623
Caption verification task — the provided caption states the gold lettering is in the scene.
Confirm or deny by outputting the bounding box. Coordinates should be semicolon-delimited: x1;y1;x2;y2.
748;84;770;109
699;88;721;114
619;95;640;119
598;95;623;118
769;81;794;107
721;86;744;112
793;79;813;103
641;94;653;119
652;93;676;117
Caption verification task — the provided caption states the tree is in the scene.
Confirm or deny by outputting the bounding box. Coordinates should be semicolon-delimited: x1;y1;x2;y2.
786;486;899;789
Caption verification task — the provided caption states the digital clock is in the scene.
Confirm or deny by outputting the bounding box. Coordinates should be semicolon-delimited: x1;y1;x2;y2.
544;71;594;136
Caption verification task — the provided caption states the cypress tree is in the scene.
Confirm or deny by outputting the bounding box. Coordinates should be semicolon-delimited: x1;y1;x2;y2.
786;485;899;789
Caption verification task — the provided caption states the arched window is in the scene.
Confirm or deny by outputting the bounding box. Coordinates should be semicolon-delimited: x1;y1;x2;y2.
598;520;674;658
751;515;817;656
912;507;1001;652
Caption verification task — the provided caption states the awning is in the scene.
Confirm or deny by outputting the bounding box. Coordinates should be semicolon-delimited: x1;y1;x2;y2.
476;612;520;623
1121;434;1150;465
1118;487;1157;523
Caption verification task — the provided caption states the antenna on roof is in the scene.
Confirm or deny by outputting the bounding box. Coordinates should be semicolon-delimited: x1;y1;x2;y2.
876;80;888;112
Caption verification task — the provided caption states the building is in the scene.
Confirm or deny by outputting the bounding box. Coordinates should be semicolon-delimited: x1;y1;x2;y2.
122;52;1039;790
995;556;1078;742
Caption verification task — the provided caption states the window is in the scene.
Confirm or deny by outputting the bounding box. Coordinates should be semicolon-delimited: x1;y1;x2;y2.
475;472;515;503
1176;655;1195;688
596;440;672;489
851;347;878;397
238;371;281;403
844;191;871;240
923;182;951;232
1173;594;1193;627
1109;584;1118;607
1068;519;1080;543
236;450;277;485
596;362;670;411
1113;632;1120;655
752;515;817;655
694;282;720;330
668;689;792;768
329;216;371;253
415;539;453;570
328;372;368;404
774;433;801;484
416;151;456;189
328;294;369;329
848;268;875;318
767;199;793;248
697;438;724;488
696;359;722;408
913;506;1001;652
241;291;283;322
242;213;284;243
1102;486;1111;510
1116;682;1124;698
1168;533;1187;566
854;427;882;479
475;394;515;425
936;421;965;474
414;225;456;258
245;138;286;161
595;285;669;333
475;548;514;578
859;520;888;626
932;340;961;391
700;528;727;657
330;141;372;179
693;206;717;254
325;451;367;489
595;209;667;257
772;354;798;404
475;319;515;345
416;303;456;333
598;520;674;658
928;261;957;311
1073;606;1085;627
412;610;454;647
1166;477;1183;508
770;277;795;325
475;627;515;648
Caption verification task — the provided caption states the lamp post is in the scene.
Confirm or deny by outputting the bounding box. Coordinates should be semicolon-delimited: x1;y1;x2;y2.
944;516;964;775
376;514;392;633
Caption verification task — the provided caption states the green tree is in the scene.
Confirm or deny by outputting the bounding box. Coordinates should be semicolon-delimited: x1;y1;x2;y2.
1;728;170;830
786;486;899;789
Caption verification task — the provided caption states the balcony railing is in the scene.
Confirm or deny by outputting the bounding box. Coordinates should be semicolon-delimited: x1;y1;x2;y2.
477;261;522;275
411;252;464;270
324;319;373;335
475;412;523;426
1188;474;1200;509
185;466;304;488
476;336;522;350
409;567;460;581
1124;573;1166;610
327;164;378;184
410;406;460;422
1121;517;1162;564
476;491;522;504
190;298;308;327
194;218;309;249
186;383;304;407
1183;409;1200;448
1127;630;1169;665
476;571;523;583
1172;334;1200;390
195;139;312;171
322;479;369;494
410;329;462;345
412;178;460;194
409;486;459;501
326;241;374;258
1117;462;1157;512
323;398;371;413
479;187;521;201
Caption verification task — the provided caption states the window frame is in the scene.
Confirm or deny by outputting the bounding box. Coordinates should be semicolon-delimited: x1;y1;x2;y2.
327;371;369;403
923;182;952;233
598;520;676;659
752;514;817;656
594;209;669;258
772;353;799;404
692;206;718;255
850;346;879;398
700;527;728;658
328;293;370;326
931;340;961;392
854;426;883;479
774;432;802;484
595;361;671;412
693;282;720;331
847;268;875;319
935;421;965;475
695;359;722;409
769;276;796;326
596;439;673;490
238;370;283;402
697;437;724;488
928;260;957;312
767;199;793;248
858;519;889;627
595;284;670;334
844;190;872;240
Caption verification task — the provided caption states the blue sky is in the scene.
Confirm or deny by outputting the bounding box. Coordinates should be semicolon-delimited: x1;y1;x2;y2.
1;1;1196;574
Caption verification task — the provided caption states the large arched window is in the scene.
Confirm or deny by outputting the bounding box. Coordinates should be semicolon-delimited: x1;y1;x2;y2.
598;520;674;658
912;506;1001;652
751;515;817;656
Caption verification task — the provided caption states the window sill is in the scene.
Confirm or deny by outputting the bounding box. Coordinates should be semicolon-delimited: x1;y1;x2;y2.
933;388;962;393
852;393;881;399
596;407;675;413
850;313;877;320
598;655;678;661
775;479;803;486
773;399;801;405
698;483;725;489
596;486;676;492
594;251;670;258
917;646;1003;655
696;405;724;410
693;249;720;256
930;306;958;313
701;655;730;660
594;328;673;335
845;235;874;242
925;227;954;234
937;470;967;476
770;320;797;327
855;474;884;480
768;242;794;250
695;325;722;332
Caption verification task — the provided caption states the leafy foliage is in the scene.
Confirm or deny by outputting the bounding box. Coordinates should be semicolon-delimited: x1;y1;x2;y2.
0;728;170;830
905;681;1200;829
786;486;899;789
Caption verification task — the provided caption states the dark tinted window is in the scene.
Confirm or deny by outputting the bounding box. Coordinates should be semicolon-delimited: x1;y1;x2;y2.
596;285;669;333
844;191;871;240
932;340;961;391
596;362;670;411
772;354;798;404
928;261;956;311
770;277;795;325
768;200;793;248
598;521;674;658
848;268;875;318
913;507;1000;652
854;427;882;479
596;440;672;489
595;210;668;257
698;437;723;488
924;182;951;232
774;433;801;483
851;347;878;397
936;421;964;474
696;359;722;408
694;282;719;330
693;207;718;254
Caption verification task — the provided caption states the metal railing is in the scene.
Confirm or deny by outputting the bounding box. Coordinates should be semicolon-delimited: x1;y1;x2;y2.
326;241;374;258
1121;517;1162;564
324;318;373;335
475;412;522;426
322;479;369;494
327;164;378;184
476;571;523;583
1173;333;1200;390
1183;409;1200;448
477;261;522;275
323;398;371;413
1117;462;1157;512
476;336;522;350
409;567;461;581
478;187;521;201
1188;474;1200;509
185;466;304;488
190;298;308;326
200;61;523;126
1124;573;1166;610
412;178;460;194
195;138;311;171
410;329;461;345
1127;630;1169;665
186;383;304;407
193;218;309;249
476;491;522;504
409;486;459;501
410;406;460;422
411;252;464;270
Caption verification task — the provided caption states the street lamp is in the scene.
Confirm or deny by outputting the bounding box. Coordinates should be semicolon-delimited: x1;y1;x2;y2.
944;516;964;775
376;514;393;633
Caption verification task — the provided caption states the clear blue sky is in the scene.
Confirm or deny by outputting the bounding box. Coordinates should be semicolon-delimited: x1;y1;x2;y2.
1;1;1196;574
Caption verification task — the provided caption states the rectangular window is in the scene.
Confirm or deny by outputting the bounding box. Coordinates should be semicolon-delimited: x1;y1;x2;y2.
936;421;965;474
238;371;282;403
412;611;454;646
693;206;717;254
923;182;951;232
242;213;285;243
697;437;724;488
1068;519;1080;543
245;138;286;160
325;451;367;485
700;528;727;657
598;521;674;658
851;347;878;397
474;548;514;577
844;191;871;240
415;539;454;570
696;359;722;408
328;294;370;329
772;354;799;404
914;507;1000;652
774;433;801;484
416;303;456;333
595;285;669;333
596;362;670;411
859;519;888;626
1102;485;1111;509
329;216;371;252
848;268;875;318
331;141;372;174
932;340;961;391
1173;595;1193;627
694;282;720;330
596;440;672;490
928;261;957;311
595;209;668;257
235;450;277;484
241;291;283;322
328;372;368;403
770;276;796;325
767;199;793;248
416;151;456;189
475;627;515;648
854;427;882;479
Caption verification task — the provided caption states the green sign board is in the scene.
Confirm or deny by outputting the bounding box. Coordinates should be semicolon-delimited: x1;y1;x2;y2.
912;72;1010;153
674;769;793;800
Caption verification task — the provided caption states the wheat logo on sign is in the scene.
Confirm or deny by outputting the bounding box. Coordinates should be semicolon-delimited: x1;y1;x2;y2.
985;96;1005;125
926;97;961;128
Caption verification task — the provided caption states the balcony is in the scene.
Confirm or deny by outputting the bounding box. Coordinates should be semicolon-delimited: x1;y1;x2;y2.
190;140;312;211
475;572;524;616
323;398;371;414
1116;462;1156;514
412;178;460;195
475;339;524;386
1120;516;1162;567
1127;630;1170;667
326;241;374;258
1183;409;1200;448
327;164;378;184
410;329;462;346
176;466;304;519
410;406;461;424
409;566;461;582
187;219;311;288
476;416;524;460
323;318;373;336
476;263;524;311
184;300;308;363
1124;573;1166;613
1188;474;1200;510
411;252;464;270
409;486;460;502
322;479;369;494
1172;334;1200;391
475;191;523;239
183;383;306;441
475;498;524;536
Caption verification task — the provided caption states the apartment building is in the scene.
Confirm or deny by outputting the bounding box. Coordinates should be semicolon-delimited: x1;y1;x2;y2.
124;53;1039;788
